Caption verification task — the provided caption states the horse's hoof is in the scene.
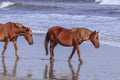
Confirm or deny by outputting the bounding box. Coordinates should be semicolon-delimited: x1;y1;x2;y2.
50;58;54;63
16;56;21;60
50;57;54;60
79;59;83;64
50;58;54;60
2;55;5;57
2;52;5;57
68;59;71;62
50;59;54;63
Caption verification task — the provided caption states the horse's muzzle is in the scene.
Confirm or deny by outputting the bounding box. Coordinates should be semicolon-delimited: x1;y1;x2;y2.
29;41;33;45
95;45;100;48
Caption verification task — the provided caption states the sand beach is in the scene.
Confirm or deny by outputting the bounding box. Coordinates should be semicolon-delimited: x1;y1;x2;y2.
0;0;120;80
0;34;120;80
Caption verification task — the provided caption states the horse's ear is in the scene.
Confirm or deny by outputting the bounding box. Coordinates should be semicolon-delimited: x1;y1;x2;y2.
15;22;23;28
95;31;99;34
91;30;98;36
92;30;96;34
94;30;97;33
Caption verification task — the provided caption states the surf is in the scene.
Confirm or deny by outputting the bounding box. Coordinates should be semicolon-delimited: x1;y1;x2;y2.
95;0;120;5
0;1;15;9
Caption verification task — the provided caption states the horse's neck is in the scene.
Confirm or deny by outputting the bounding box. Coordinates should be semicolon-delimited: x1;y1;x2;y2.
15;27;26;35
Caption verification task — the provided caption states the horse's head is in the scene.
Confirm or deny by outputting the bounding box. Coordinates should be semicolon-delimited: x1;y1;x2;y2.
16;23;33;45
24;28;34;45
90;31;100;48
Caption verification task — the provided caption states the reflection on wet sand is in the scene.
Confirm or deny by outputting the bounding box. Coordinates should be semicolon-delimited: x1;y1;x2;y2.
1;56;19;76
69;62;81;80
1;56;33;80
44;61;82;80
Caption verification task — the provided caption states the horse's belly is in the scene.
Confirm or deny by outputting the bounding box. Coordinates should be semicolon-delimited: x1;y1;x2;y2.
59;41;73;46
57;36;73;46
0;38;5;41
56;30;73;46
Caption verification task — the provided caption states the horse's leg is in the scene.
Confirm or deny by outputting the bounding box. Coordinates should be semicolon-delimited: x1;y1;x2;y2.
2;40;9;56
13;40;20;59
53;42;57;56
76;45;83;63
50;40;57;61
68;47;76;62
50;40;54;60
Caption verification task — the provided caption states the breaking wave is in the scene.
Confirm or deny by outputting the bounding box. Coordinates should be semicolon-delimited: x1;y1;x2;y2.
95;0;120;5
0;1;69;11
0;1;15;9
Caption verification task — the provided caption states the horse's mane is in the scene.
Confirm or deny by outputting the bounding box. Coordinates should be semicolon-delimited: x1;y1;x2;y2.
15;23;22;28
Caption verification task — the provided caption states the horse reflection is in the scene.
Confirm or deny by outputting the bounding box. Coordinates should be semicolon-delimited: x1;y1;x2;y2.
44;62;82;80
1;56;19;76
69;62;81;80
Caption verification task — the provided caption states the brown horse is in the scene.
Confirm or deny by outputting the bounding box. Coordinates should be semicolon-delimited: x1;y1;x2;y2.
45;26;99;63
0;22;33;59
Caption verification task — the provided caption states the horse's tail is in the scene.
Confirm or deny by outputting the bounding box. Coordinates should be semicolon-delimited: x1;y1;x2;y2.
44;32;49;56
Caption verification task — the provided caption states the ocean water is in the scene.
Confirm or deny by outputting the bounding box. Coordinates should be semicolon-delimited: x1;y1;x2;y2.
0;0;120;47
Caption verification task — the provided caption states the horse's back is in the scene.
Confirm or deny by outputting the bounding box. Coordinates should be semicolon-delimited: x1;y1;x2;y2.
48;26;73;46
0;22;17;41
48;26;71;35
0;23;5;28
48;26;66;32
0;22;15;29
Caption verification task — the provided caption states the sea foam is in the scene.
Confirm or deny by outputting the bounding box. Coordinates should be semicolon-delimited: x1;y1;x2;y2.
0;1;15;9
100;0;120;5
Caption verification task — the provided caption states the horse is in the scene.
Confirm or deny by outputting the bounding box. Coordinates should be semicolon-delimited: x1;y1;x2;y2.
0;22;33;59
44;26;100;63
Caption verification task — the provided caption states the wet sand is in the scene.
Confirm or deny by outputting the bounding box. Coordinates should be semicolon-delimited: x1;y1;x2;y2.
0;34;120;80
